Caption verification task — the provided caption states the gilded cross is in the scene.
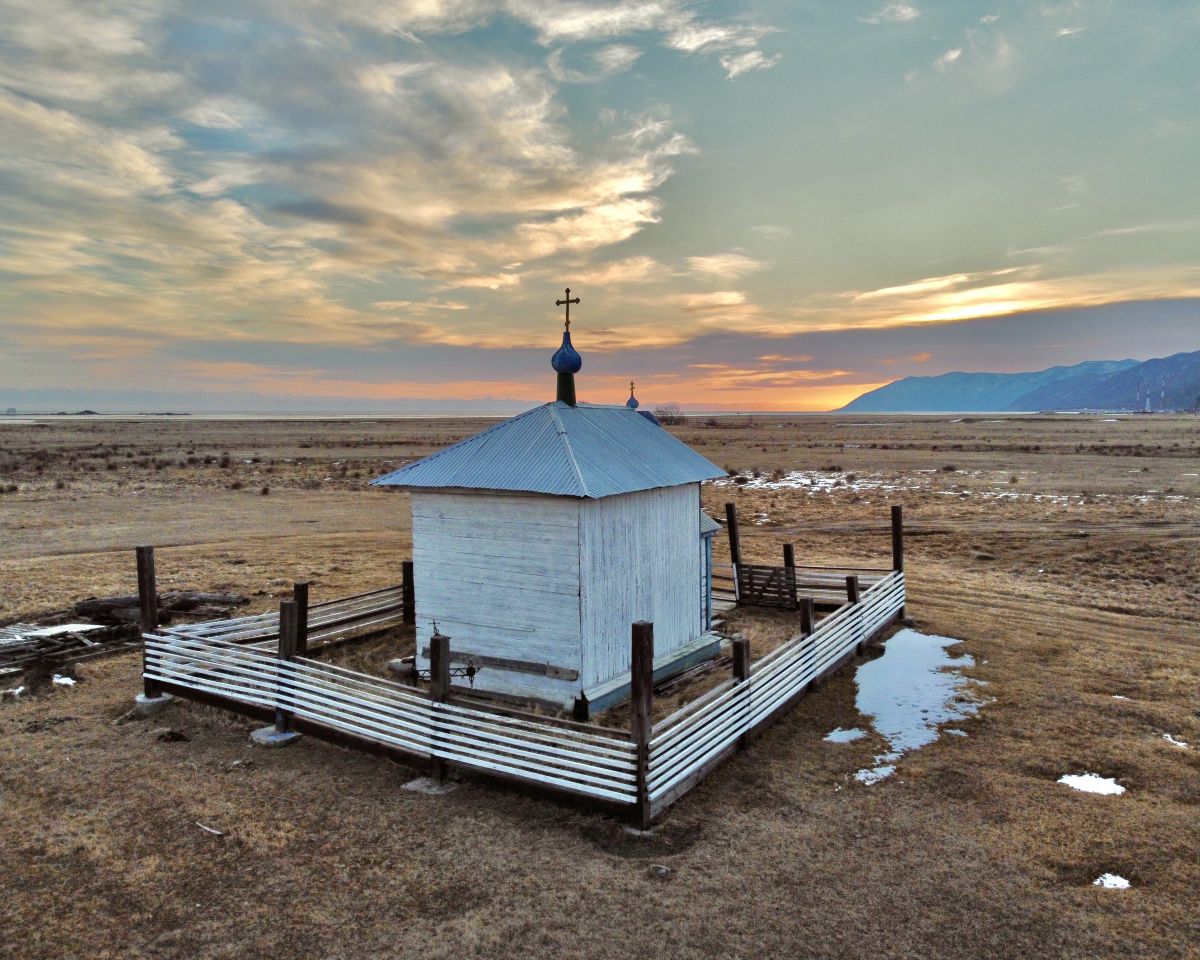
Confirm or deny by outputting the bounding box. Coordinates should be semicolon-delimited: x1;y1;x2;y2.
555;287;580;330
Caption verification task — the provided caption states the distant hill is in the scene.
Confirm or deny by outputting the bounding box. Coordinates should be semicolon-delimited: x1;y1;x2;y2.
841;352;1200;412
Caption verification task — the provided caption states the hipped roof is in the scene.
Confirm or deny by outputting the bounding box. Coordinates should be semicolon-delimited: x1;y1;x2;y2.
370;401;725;499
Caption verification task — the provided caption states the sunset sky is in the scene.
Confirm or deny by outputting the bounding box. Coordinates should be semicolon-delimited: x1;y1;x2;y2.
1;1;1198;411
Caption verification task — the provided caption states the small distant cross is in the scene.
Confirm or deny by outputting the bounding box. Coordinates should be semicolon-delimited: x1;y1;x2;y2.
629;380;636;398
555;287;580;330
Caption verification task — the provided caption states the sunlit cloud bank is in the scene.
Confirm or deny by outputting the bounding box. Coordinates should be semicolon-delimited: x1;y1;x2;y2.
0;1;1197;411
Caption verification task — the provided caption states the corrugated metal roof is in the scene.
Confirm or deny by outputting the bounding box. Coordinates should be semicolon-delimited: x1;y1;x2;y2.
699;511;721;536
371;401;726;498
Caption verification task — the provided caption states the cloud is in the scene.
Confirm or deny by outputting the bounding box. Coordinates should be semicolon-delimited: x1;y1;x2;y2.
852;274;975;301
669;290;747;311
929;29;1014;88
720;50;782;80
0;1;706;352
1082;219;1200;240
499;2;779;80
751;224;792;240
687;252;766;279
933;47;963;71
858;4;920;25
547;44;642;83
980;14;1000;24
572;256;664;285
1056;26;1086;37
372;298;469;312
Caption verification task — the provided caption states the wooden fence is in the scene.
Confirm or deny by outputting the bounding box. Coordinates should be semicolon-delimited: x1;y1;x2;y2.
142;569;905;824
724;504;906;614
642;570;904;821
144;632;639;806
157;584;408;651
735;562;797;608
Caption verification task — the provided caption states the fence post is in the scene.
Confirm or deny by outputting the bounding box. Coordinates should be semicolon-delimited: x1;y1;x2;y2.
846;575;860;605
276;599;298;734
428;631;450;785
724;502;742;602
631;621;654;830
891;505;907;621
136;546;160;698
890;505;904;573
249;600;302;747
402;560;415;625
783;543;797;609
292;582;309;656
801;596;824;690
846;575;865;654
732;636;751;751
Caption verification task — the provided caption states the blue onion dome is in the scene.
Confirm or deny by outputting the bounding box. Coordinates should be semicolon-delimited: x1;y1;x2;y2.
626;380;639;409
551;330;582;374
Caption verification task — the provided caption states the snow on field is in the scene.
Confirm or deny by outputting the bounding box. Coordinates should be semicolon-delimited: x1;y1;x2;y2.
51;674;76;687
715;470;922;495
824;727;866;743
1058;773;1125;795
850;629;982;784
1093;873;1131;889
715;468;1197;505
1162;733;1189;749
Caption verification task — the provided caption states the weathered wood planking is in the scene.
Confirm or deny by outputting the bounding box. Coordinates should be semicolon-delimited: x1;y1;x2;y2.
411;485;708;708
579;485;703;689
736;563;797;609
411;491;583;705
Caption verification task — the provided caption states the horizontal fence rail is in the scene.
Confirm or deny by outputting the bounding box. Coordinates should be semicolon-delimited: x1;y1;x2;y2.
143;632;638;805
645;571;905;813
160;585;406;648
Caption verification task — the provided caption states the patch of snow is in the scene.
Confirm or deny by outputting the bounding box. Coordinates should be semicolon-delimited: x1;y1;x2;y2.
1100;418;1119;422
1058;773;1125;795
945;728;968;737
1093;873;1130;889
855;764;895;785
1162;733;1189;749
850;629;982;785
716;469;923;496
2;686;26;697
824;727;866;743
1111;695;1129;701
51;674;76;687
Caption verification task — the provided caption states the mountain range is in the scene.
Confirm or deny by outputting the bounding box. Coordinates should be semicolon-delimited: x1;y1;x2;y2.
841;350;1200;413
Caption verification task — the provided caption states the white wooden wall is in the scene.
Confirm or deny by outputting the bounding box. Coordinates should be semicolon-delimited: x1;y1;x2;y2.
578;485;702;688
411;490;583;705
411;485;704;706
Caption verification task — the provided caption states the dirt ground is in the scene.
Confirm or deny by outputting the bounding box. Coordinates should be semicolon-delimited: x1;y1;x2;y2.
1;413;1198;959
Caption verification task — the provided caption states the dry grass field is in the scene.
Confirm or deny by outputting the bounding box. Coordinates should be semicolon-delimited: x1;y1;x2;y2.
1;413;1198;959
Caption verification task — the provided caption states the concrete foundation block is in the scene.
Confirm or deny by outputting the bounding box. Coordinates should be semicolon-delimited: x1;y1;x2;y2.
401;776;458;796
134;692;174;717
250;726;303;748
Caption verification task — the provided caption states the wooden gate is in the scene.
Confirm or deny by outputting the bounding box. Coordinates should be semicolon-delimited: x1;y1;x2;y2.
735;563;797;609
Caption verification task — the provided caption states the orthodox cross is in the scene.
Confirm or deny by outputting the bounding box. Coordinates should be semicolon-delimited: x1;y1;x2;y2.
629;379;636;399
555;287;580;330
